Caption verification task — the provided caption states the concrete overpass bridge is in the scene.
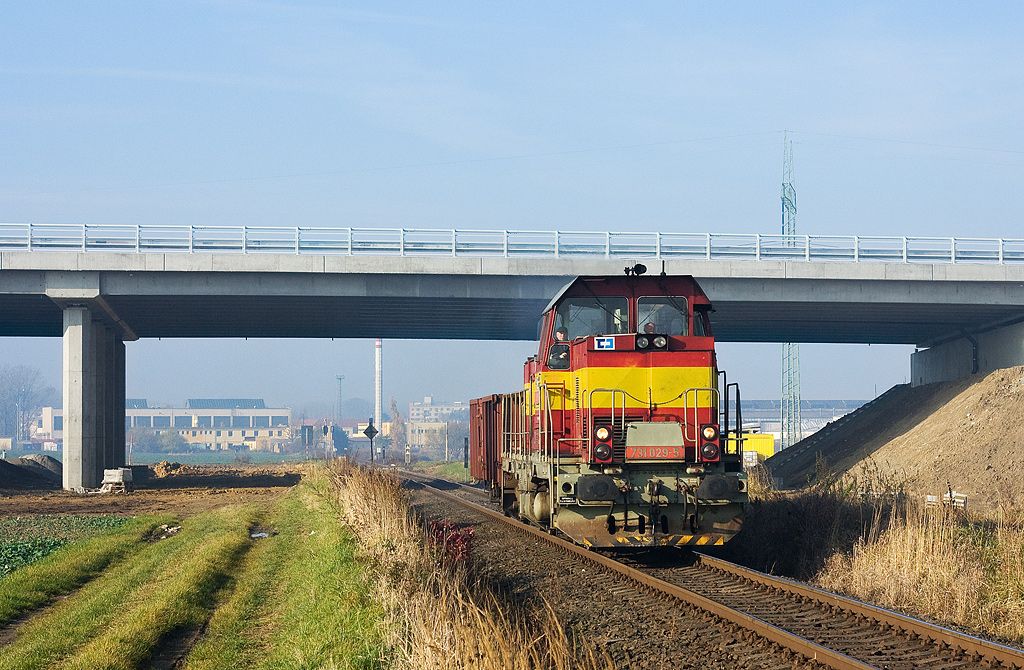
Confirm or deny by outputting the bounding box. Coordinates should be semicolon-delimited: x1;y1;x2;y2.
2;223;1024;489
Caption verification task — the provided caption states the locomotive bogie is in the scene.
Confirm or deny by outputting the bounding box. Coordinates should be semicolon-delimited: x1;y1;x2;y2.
499;453;745;546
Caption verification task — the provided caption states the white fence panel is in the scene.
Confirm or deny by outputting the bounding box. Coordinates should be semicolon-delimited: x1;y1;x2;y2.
1;223;1021;267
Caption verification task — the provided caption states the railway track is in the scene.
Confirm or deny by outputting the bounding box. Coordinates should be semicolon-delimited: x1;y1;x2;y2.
399;470;1024;670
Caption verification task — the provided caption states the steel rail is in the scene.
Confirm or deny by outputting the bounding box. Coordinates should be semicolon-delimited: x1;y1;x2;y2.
404;470;1024;669
406;474;876;670
694;552;1024;669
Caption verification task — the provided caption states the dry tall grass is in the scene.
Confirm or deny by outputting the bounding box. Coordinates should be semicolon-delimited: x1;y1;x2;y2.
725;463;906;579
816;505;1024;643
326;461;611;670
734;461;1024;644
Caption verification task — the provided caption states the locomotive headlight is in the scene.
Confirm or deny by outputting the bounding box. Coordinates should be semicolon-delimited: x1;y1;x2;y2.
594;443;612;461
594;426;611;442
653;336;667;349
636;336;650;349
701;425;719;441
701;442;720;460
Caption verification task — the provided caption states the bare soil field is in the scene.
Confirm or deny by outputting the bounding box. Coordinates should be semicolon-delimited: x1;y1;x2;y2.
0;464;300;516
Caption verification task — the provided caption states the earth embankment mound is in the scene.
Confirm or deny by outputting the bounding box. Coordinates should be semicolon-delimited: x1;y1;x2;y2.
767;366;1024;509
0;457;57;489
13;454;62;484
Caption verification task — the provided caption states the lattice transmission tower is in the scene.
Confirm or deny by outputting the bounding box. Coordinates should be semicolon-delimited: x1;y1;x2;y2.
781;132;802;449
336;374;345;422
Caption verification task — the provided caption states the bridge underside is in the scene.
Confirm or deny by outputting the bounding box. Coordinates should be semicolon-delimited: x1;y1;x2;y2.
2;271;1022;344
2;253;1024;490
3;295;1020;344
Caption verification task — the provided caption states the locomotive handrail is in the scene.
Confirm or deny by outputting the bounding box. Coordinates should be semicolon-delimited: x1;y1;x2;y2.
725;381;744;455
501;390;532;462
3;222;1023;265
586;388;628;459
683;387;720;443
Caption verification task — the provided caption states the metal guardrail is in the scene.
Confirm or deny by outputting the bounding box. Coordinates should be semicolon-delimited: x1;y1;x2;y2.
1;223;1022;264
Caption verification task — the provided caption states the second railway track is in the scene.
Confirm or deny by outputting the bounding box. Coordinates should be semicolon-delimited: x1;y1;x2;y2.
398;469;1024;670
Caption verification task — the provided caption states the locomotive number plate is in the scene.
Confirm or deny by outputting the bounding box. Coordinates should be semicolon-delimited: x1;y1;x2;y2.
625;446;685;460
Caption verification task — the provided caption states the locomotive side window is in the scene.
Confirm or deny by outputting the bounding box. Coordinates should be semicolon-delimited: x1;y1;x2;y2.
554;297;629;340
693;306;711;336
638;297;688;335
547;343;570;369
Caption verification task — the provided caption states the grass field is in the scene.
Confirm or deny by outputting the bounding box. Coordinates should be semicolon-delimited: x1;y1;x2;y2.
409;459;471;482
0;462;610;668
0;515;135;578
0;468;384;669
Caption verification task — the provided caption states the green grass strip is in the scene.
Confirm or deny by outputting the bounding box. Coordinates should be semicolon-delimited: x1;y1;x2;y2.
256;481;384;670
0;515;166;626
0;505;255;670
59;505;258;670
185;475;385;670
183;490;307;670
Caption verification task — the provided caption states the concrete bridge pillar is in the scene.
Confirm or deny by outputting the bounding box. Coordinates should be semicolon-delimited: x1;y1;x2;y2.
62;307;125;490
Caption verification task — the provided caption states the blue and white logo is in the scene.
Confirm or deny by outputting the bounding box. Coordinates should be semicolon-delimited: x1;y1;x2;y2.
595;337;615;350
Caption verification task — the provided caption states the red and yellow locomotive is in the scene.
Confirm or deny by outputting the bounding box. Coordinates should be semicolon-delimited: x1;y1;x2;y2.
470;272;747;548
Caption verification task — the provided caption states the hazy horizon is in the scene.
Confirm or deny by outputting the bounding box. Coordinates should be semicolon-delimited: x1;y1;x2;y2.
2;337;908;421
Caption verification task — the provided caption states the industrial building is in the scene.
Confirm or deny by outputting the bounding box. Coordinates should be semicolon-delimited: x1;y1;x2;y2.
37;398;292;451
408;396;468;423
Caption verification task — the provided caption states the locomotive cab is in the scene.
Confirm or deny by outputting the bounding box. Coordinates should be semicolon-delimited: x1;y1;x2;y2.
472;274;748;548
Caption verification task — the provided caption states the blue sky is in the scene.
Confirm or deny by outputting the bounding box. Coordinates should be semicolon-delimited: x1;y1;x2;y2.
2;2;1022;413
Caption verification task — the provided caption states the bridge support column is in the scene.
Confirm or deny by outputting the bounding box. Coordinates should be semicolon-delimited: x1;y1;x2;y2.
113;338;126;468
62;307;125;490
912;321;1024;386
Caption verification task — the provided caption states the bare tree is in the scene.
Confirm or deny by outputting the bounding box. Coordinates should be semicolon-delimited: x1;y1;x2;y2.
389;398;407;461
422;420;469;461
0;365;56;442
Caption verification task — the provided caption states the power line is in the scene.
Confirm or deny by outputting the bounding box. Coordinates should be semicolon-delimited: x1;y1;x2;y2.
19;130;780;196
788;130;1024;156
17;127;1024;198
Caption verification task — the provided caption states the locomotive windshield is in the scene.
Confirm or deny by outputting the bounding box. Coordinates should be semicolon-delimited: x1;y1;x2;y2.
555;297;628;339
638;297;688;335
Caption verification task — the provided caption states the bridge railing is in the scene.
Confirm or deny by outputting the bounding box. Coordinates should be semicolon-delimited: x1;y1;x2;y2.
1;223;1022;264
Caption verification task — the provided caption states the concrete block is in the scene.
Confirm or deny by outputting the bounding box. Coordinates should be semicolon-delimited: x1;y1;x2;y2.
726;260;786;278
931;264;1009;282
784;261;884;280
162;254;214;272
882;263;935;281
0;271;47;294
143;254;166;271
44;271;100;300
3;251;81;271
273;255;327;273
75;252;151;272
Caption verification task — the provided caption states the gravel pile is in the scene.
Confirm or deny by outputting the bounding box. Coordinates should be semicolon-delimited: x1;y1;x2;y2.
0;457;58;489
13;455;62;484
